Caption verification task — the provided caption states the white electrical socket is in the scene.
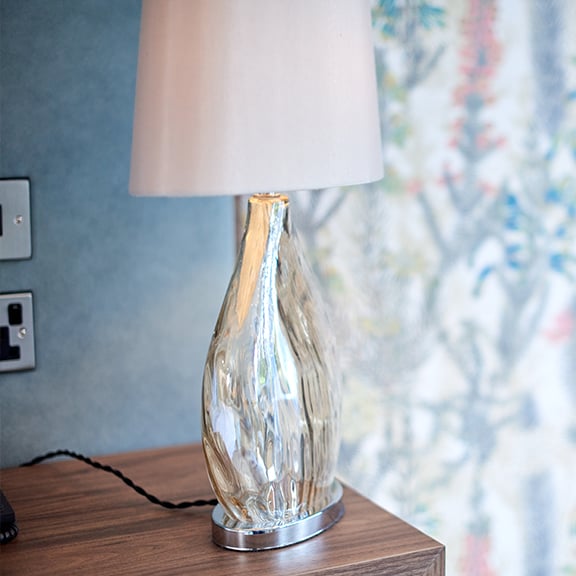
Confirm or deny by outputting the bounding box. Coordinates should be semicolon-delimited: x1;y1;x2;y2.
0;292;36;372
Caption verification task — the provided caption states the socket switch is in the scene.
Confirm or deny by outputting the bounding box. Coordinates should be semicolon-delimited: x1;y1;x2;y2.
0;179;32;260
0;292;35;372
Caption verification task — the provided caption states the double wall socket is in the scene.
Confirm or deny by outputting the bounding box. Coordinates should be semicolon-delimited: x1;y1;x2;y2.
0;292;35;372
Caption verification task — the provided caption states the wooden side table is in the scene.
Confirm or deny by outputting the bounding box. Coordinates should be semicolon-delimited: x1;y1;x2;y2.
0;444;444;575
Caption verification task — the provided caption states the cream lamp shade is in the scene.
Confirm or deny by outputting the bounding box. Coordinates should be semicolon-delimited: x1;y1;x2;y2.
129;0;383;196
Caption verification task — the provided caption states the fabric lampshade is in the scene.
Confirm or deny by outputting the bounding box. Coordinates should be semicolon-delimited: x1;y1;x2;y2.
129;0;383;197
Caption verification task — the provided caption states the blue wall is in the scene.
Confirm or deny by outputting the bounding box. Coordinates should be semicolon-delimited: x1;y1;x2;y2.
0;0;235;467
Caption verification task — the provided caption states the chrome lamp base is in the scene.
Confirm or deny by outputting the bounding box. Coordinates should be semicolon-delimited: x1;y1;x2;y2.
211;482;344;551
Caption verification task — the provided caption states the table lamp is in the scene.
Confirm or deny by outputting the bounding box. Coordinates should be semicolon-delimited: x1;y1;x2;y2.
130;0;382;551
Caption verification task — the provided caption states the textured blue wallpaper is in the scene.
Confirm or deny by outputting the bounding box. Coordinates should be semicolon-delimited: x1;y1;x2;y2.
0;0;235;467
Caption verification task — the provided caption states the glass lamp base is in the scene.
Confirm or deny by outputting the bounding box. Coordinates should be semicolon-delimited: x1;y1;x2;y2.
211;482;344;551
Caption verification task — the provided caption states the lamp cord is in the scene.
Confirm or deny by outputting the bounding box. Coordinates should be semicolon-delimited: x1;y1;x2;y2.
20;449;218;510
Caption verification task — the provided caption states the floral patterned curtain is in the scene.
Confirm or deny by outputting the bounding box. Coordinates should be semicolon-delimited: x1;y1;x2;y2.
290;0;576;573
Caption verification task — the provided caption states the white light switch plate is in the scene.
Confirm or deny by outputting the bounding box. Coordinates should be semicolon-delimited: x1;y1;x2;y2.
0;179;32;260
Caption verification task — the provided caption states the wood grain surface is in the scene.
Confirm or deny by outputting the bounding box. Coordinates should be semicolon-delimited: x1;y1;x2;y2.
0;444;444;575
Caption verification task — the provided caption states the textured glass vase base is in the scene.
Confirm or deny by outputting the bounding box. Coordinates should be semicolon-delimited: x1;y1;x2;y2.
211;481;344;551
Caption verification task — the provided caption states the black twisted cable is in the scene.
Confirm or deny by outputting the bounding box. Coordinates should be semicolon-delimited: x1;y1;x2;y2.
20;449;218;509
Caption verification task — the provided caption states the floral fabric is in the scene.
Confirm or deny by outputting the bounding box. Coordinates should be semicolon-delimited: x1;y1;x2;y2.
292;1;576;573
